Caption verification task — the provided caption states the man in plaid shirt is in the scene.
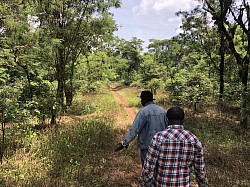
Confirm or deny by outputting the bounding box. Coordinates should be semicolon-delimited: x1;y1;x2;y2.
139;107;208;187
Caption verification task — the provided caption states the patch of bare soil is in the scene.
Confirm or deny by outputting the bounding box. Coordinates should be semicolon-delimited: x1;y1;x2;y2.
112;90;136;123
111;88;142;186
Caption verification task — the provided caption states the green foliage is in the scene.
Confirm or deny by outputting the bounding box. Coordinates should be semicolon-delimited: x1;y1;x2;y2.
0;0;249;184
46;117;116;178
109;55;129;81
32;0;121;109
76;52;117;93
68;102;97;116
202;0;250;127
0;86;124;186
139;53;166;90
0;85;26;123
0;0;123;126
110;37;143;84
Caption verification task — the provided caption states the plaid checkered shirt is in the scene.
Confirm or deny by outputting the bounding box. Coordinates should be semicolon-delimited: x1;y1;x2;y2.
139;125;208;187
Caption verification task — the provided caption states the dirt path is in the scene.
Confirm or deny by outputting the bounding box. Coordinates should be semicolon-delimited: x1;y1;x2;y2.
111;88;142;186
112;90;136;123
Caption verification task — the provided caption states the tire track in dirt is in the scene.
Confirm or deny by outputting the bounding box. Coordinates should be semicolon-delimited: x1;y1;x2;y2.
112;90;136;123
111;89;141;187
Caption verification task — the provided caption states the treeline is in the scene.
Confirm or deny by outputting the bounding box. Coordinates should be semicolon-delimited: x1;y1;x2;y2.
0;0;249;130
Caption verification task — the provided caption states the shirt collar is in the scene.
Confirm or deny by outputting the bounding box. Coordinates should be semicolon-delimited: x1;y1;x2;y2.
143;101;154;107
167;125;184;129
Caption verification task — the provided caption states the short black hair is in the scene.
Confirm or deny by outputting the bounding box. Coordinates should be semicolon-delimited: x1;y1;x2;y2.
140;91;154;101
167;107;185;121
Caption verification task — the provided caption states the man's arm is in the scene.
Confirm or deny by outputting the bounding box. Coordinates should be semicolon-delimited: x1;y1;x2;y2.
115;111;145;151
194;145;208;187
139;135;160;186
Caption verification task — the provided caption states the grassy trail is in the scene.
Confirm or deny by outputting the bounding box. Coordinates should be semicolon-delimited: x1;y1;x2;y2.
111;90;136;122
0;85;249;186
109;84;142;186
109;85;250;187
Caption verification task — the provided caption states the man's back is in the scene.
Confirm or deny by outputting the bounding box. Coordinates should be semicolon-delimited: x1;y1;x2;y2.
136;102;166;149
140;122;208;187
115;91;167;167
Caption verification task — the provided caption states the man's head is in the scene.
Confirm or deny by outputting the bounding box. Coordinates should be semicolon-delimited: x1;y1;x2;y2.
140;91;154;106
167;106;185;125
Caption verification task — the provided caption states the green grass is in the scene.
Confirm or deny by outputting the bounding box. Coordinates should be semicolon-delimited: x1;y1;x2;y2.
1;120;119;187
183;111;250;187
0;86;124;186
116;86;141;108
119;87;250;186
0;85;249;186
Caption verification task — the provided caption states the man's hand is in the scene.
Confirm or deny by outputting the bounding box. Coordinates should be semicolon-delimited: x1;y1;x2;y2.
114;142;124;152
114;142;128;152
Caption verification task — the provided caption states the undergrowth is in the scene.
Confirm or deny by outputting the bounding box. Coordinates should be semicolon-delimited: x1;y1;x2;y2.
118;87;250;187
0;85;249;186
0;86;130;186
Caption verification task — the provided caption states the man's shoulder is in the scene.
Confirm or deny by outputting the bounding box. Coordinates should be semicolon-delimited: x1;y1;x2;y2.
154;129;203;147
143;103;166;111
179;129;203;147
154;130;168;141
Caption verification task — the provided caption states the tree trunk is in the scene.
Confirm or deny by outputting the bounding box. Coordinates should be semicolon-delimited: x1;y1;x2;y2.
50;114;56;125
0;113;5;165
65;87;73;106
56;46;66;108
219;34;225;100
240;61;249;128
54;49;66;124
203;0;249;127
65;59;75;107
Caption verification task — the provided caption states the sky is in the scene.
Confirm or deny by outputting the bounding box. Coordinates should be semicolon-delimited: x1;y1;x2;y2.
111;0;201;48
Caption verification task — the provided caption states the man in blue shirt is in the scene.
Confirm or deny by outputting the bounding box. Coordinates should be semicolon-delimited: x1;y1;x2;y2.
115;91;167;166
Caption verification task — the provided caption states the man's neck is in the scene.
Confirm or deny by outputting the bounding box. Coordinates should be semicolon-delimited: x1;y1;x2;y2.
168;120;183;125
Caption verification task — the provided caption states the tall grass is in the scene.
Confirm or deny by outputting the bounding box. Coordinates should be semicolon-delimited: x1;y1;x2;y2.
1;118;118;186
0;86;249;186
184;111;250;187
119;87;250;187
0;86;130;186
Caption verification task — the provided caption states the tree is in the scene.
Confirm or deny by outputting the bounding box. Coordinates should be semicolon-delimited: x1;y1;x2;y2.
112;37;144;84
32;0;121;123
139;52;166;94
176;7;233;101
76;51;116;92
202;0;249;127
0;0;122;125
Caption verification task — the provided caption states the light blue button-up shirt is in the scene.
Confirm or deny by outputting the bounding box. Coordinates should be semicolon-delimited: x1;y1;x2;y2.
122;102;167;149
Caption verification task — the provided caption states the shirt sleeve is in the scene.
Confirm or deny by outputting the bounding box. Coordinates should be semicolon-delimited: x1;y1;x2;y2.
139;134;160;186
122;110;146;146
194;144;208;187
